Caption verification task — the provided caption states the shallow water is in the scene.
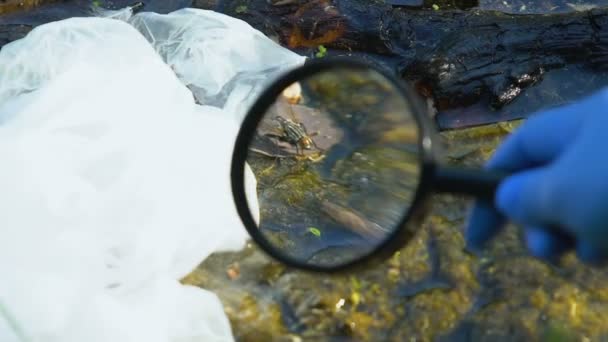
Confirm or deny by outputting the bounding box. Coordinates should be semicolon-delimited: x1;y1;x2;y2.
437;66;608;130
188;122;608;341
246;68;421;267
186;14;608;337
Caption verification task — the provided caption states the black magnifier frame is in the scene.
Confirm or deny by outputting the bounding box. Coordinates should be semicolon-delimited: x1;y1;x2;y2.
231;57;508;274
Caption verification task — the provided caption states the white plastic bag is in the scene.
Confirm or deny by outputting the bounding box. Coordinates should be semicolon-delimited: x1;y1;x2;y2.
127;8;307;122
0;6;305;342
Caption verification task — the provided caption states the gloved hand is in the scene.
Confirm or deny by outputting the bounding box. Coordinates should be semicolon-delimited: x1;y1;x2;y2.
466;88;608;265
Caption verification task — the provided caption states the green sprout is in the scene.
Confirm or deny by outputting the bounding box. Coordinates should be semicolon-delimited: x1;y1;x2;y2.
315;45;327;58
235;5;248;13
92;0;101;7
308;227;322;237
432;4;439;10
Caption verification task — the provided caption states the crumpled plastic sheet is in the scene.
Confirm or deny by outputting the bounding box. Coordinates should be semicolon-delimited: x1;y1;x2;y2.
127;8;306;121
0;6;306;342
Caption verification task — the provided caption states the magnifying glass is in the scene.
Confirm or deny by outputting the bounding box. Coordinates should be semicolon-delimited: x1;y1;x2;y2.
231;58;509;272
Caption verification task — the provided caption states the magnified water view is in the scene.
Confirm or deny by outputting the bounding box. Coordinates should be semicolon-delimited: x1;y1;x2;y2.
245;67;422;267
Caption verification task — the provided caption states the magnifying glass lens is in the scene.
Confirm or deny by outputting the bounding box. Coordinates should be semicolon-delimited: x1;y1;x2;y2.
241;65;423;268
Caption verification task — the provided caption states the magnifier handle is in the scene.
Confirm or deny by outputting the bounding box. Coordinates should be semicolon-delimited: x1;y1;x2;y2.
433;165;578;247
432;165;508;200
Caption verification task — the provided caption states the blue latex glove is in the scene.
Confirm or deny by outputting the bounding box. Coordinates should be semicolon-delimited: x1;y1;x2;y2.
466;88;608;265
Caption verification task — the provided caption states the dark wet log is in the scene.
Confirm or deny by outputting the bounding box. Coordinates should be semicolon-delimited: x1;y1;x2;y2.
211;0;608;127
391;0;478;9
0;0;190;26
400;8;608;110
0;1;190;49
3;0;608;128
0;23;32;46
